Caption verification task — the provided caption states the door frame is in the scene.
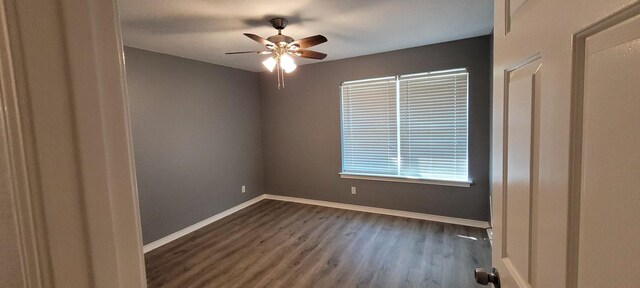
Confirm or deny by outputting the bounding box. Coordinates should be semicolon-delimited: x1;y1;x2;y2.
1;0;146;286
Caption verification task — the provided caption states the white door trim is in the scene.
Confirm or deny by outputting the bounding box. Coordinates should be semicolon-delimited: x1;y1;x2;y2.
0;1;51;286
3;0;146;286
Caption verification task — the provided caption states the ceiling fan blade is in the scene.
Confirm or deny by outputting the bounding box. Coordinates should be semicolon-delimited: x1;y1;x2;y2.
225;51;263;55
243;33;274;46
289;35;327;49
296;49;327;60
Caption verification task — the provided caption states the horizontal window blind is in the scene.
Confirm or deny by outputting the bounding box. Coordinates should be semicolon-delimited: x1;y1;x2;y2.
340;69;469;183
399;71;468;181
341;77;398;176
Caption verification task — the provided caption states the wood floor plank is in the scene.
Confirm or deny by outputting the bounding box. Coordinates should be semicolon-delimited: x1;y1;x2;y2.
181;203;319;287
144;200;491;287
227;206;351;288
146;201;298;286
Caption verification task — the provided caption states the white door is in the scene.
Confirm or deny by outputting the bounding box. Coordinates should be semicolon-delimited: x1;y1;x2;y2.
488;1;640;287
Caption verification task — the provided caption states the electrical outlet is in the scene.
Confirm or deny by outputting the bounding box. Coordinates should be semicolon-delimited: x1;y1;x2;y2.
242;185;246;193
351;186;357;195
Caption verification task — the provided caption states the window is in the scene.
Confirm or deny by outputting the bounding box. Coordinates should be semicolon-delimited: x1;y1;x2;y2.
340;68;470;187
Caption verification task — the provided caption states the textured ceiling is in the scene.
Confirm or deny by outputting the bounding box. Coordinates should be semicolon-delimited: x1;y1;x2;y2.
118;0;493;72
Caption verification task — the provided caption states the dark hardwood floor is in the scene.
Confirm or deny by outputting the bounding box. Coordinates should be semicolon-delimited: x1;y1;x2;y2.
144;200;491;287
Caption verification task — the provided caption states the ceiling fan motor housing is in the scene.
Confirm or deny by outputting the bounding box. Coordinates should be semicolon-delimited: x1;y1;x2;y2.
269;17;288;30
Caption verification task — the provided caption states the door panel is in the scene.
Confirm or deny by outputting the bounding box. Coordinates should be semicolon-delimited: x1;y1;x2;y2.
505;0;528;34
503;59;541;287
509;0;526;15
493;1;639;287
573;11;640;288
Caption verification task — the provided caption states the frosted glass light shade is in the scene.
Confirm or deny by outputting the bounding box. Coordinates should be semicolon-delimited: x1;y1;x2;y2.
262;57;277;72
280;54;297;73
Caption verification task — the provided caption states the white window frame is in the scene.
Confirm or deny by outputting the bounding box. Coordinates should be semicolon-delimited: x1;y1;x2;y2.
339;68;472;187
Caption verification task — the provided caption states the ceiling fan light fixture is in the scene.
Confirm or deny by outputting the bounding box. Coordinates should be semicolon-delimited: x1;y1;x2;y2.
227;17;327;88
280;54;297;73
262;57;277;72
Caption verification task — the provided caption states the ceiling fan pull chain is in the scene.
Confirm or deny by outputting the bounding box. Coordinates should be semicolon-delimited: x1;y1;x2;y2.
282;65;286;88
277;62;281;89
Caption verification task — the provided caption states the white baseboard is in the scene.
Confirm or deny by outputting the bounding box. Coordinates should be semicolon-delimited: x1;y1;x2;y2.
143;193;490;253
142;195;266;253
263;194;490;229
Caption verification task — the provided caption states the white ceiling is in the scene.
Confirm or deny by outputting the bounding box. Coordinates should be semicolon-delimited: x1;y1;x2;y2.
118;0;493;72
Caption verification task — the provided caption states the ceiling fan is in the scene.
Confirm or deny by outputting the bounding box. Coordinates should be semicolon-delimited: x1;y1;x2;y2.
226;17;328;88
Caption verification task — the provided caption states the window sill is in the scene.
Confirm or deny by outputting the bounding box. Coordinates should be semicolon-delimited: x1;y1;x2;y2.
339;172;472;188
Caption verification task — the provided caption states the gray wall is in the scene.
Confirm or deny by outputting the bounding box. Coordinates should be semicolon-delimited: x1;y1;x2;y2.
124;47;264;244
259;36;491;221
125;36;491;245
